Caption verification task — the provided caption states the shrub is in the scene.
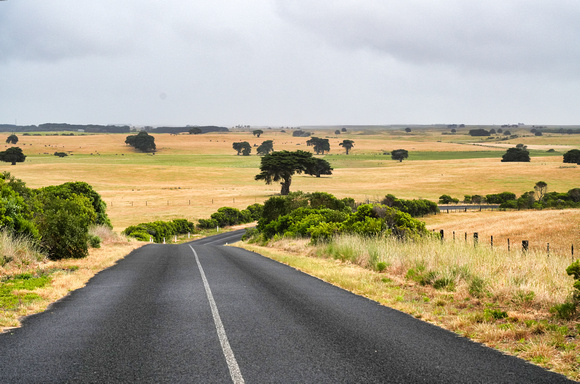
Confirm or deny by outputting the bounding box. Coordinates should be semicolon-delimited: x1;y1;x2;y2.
197;218;219;230
438;195;459;204
88;235;101;248
486;192;516;204
35;195;96;260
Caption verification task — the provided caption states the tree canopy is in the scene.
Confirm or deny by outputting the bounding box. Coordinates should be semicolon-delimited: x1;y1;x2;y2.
125;131;156;152
252;129;264;138
6;134;18;144
189;127;202;135
501;147;530;162
256;140;274;155
0;147;26;165
563;149;580;164
391;149;409;162
233;141;252;156
255;150;332;195
306;137;330;154
339;139;354;155
307;157;333;178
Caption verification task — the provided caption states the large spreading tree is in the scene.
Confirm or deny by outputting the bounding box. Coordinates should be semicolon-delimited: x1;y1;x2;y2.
306;137;330;154
339;139;354;155
563;149;580;164
501;147;530;162
255;150;332;195
125;131;156;152
5;134;18;144
0;147;26;165
233;141;252;156
391;149;409;162
256;140;274;155
252;129;264;138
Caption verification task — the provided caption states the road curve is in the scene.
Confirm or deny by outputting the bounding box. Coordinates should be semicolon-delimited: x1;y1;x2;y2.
0;229;572;383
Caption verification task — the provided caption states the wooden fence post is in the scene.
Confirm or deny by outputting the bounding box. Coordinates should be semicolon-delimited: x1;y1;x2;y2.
508;238;510;252
440;230;444;241
522;240;529;253
491;235;493;249
473;232;478;246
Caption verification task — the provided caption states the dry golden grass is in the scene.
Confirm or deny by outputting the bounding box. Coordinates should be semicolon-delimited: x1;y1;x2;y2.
424;209;580;257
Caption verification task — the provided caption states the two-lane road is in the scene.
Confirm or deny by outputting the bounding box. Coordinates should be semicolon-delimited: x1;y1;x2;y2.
0;230;572;383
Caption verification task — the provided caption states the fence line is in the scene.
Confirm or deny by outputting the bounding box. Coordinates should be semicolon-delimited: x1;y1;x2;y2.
107;197;258;208
436;229;575;260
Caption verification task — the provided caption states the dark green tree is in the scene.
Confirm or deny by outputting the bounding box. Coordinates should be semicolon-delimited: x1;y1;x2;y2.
256;140;274;155
306;157;333;178
501;147;530;162
6;134;18;144
252;129;264;138
563;149;580;164
391;149;409;162
306;137;330;154
339;139;354;155
189;127;202;135
255;150;317;195
0;147;26;165
233;141;252;156
405;127;412;133
125;131;156;152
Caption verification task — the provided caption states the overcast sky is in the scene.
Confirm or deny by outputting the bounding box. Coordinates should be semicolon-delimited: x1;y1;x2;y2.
1;1;579;127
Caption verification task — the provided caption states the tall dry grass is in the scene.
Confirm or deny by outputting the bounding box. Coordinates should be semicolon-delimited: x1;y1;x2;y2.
318;235;575;310
0;231;46;277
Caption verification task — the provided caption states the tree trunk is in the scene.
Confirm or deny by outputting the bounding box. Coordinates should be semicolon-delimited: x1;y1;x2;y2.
280;178;291;195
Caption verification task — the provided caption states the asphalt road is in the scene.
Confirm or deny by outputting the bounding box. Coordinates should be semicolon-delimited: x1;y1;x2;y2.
0;229;573;383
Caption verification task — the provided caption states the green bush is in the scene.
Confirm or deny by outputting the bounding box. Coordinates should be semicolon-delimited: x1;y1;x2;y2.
197;218;219;230
35;195;96;260
88;235;101;248
123;219;196;242
438;194;459;204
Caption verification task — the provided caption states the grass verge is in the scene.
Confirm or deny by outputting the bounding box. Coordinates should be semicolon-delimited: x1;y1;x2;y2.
236;237;580;380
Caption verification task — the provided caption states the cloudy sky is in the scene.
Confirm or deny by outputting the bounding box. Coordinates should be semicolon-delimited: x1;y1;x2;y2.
1;1;579;127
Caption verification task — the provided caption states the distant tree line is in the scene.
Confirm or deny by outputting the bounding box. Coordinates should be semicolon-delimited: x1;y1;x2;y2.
153;126;229;134
438;182;580;210
0;123;131;133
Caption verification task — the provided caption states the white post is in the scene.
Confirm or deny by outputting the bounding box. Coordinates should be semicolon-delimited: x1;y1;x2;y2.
217;226;219;232
174;235;177;243
188;232;190;238
163;237;166;244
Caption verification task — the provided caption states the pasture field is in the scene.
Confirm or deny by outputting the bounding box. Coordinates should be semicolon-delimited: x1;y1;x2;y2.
2;128;578;230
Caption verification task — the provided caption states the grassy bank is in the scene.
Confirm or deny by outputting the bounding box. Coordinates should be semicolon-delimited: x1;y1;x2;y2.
237;234;580;380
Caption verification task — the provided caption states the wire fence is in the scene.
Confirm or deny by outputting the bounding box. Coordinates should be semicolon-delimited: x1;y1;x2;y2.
434;229;576;260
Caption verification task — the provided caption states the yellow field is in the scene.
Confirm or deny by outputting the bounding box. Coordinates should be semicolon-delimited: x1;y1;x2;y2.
424;209;580;257
2;130;578;230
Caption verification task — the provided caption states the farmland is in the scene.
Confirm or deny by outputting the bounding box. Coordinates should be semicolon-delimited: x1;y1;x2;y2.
3;127;578;234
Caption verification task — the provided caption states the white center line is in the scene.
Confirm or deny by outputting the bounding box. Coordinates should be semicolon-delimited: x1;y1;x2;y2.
189;245;245;384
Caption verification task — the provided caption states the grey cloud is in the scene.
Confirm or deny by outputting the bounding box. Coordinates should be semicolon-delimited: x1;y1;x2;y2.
275;1;580;75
